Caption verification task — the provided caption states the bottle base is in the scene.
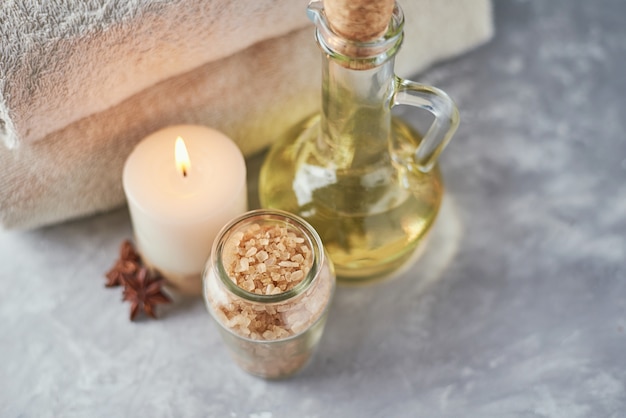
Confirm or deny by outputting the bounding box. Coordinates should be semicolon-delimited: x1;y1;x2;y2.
333;228;432;284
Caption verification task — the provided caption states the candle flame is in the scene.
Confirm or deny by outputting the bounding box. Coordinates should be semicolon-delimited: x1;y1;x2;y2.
175;136;191;177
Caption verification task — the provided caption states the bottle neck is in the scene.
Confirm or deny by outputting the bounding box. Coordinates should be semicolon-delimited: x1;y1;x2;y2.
319;53;396;169
309;1;404;170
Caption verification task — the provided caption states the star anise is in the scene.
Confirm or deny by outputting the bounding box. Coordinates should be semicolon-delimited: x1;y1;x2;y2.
119;239;140;263
105;240;141;287
105;259;140;287
122;267;171;321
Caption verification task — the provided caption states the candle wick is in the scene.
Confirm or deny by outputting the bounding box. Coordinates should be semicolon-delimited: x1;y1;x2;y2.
183;168;187;177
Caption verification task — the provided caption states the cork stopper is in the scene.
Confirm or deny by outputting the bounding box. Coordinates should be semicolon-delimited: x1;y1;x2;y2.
324;0;395;42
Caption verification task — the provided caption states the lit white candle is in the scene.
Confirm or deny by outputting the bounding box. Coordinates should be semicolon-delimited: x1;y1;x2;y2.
123;125;247;294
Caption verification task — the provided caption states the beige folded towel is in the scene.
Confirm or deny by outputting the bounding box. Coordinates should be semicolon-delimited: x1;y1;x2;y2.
0;0;493;229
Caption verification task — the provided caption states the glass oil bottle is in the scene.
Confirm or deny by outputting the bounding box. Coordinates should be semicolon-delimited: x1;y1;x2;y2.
259;1;460;283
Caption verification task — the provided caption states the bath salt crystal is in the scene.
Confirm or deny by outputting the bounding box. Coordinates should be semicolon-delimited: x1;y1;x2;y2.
290;270;304;282
243;279;255;291
255;250;268;262
279;261;300;268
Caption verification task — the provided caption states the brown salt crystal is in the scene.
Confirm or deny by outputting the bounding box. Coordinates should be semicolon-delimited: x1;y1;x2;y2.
235;258;249;273
276;305;290;313
279;252;290;261
279;261;300;268
291;321;308;334
277;328;290;339
243;279;255;291
290;270;304;282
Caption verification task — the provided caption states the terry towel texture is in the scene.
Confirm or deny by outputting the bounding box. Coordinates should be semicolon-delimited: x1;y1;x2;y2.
0;0;493;229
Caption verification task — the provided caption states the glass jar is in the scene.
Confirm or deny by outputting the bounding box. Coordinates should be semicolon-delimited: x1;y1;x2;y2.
259;1;459;283
203;209;335;379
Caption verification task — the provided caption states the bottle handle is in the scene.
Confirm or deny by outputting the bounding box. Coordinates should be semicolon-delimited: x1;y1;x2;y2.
392;77;460;172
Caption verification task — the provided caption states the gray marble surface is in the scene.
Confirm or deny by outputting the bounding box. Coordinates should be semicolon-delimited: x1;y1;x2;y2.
2;0;625;416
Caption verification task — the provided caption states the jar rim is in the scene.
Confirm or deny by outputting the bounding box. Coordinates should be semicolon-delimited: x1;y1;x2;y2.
203;209;324;303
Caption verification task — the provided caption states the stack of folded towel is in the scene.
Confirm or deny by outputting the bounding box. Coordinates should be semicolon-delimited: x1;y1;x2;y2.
0;0;493;229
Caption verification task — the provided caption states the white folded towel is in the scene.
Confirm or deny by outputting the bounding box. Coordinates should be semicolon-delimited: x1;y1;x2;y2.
0;0;493;229
0;0;311;148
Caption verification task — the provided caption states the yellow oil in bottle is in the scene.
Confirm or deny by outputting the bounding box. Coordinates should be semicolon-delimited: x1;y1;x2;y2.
259;114;443;283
